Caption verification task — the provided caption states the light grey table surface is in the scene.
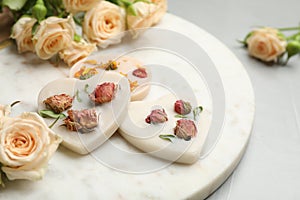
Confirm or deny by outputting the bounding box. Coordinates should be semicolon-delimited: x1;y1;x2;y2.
169;1;300;200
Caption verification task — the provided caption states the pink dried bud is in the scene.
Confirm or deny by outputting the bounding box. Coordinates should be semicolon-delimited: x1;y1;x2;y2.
145;108;168;124
64;108;98;133
43;93;73;114
132;68;147;78
174;100;192;115
174;119;197;141
89;82;116;104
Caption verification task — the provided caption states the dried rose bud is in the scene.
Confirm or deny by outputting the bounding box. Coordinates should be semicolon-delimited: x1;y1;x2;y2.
132;68;147;78
145;108;168;124
174;119;197;141
174;100;192;115
43;94;73;114
89;82;116;104
64;109;98;133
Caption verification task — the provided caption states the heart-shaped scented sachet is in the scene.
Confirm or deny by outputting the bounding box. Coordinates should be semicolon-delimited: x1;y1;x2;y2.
38;72;131;154
69;54;151;101
118;94;210;164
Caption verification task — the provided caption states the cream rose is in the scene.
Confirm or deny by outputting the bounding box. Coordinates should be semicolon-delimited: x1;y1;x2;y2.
246;27;287;62
63;0;102;13
83;1;126;48
33;16;75;60
10;17;37;53
0;112;62;181
127;0;167;36
59;40;96;67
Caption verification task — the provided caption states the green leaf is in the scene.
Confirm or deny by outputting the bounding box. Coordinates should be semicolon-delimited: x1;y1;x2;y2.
120;0;132;7
159;134;175;142
2;0;28;11
174;114;187;118
127;4;137;16
31;21;39;36
84;84;89;94
74;33;81;42
239;32;253;46
20;0;36;15
105;0;119;5
193;106;203;120
39;110;66;119
75;90;82;102
73;12;85;26
49;115;61;129
134;0;151;3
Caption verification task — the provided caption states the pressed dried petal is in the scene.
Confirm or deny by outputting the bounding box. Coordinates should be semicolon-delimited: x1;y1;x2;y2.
43;94;73;114
145;108;168;124
132;68;147;78
174;100;192;115
174;119;197;141
89;82;116;104
64;109;98;133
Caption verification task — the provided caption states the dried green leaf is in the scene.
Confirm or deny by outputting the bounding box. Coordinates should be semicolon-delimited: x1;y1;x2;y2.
193;106;203;120
174;114;187;118
159;134;175;142
75;90;82;102
39;110;66;119
49;115;61;129
84;84;89;94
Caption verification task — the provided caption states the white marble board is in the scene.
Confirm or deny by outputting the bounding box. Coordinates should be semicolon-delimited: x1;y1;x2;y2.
0;14;254;200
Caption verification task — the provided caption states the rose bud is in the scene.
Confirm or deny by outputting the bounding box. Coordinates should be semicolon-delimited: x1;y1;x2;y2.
89;82;116;104
32;0;47;22
132;68;147;78
174;100;192;115
286;40;300;61
145;108;168;124
64;109;98;133
43;94;73;114
174;119;197;141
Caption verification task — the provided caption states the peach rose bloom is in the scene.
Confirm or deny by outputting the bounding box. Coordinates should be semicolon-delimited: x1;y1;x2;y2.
0;112;62;181
63;0;102;14
246;27;287;62
33;16;75;60
11;17;37;53
127;0;167;36
83;1;126;48
59;40;96;67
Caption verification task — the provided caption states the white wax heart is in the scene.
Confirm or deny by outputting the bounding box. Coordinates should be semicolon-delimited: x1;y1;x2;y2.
38;72;131;154
118;94;210;164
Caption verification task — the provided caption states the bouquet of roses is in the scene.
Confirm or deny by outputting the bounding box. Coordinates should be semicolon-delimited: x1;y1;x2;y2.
1;0;167;66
